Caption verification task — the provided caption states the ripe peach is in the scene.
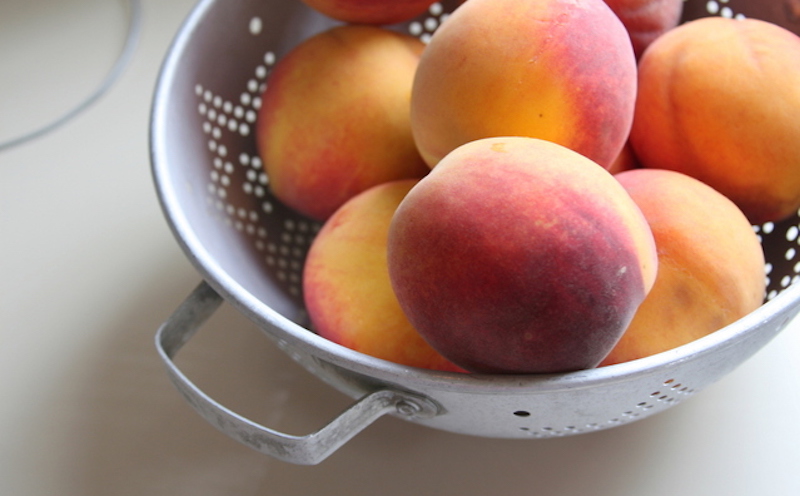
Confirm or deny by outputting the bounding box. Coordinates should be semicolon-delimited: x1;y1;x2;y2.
600;169;766;366
303;179;465;373
410;0;638;169
603;0;683;59
631;17;800;224
300;0;435;25
387;137;658;374
256;25;429;221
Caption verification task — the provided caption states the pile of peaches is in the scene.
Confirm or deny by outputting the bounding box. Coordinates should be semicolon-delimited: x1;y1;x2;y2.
254;0;800;374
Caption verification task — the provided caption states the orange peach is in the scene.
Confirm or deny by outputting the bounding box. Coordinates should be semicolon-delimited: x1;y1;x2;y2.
303;179;465;373
387;137;658;374
603;0;683;59
600;169;766;366
410;0;638;169
300;0;435;25
256;25;429;221
631;17;800;224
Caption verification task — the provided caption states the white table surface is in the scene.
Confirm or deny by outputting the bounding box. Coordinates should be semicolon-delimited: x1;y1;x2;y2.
2;1;799;495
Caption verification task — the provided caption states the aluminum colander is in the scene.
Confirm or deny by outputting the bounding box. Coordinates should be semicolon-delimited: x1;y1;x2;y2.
151;0;800;465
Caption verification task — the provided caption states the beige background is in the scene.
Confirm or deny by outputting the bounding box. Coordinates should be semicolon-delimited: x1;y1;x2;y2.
2;1;799;495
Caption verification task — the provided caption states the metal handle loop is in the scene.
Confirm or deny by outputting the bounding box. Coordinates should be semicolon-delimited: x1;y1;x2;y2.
155;281;438;465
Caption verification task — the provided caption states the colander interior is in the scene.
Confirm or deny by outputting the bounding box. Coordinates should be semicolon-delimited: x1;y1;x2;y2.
151;0;800;382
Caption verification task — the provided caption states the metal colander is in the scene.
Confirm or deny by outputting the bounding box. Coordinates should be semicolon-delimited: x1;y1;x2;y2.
151;0;800;465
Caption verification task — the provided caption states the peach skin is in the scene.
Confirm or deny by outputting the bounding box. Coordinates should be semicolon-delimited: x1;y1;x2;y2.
410;0;638;169
603;0;683;59
303;179;465;373
387;137;658;374
631;17;800;224
300;0;435;25
256;25;429;221
601;169;766;366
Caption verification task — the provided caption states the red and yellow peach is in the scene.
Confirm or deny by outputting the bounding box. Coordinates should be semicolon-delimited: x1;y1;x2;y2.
387;137;658;374
300;0;435;25
303;179;465;372
601;168;766;365
256;25;429;221
410;0;638;169
631;17;800;224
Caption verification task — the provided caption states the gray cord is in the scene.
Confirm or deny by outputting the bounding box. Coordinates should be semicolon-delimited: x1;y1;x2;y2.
0;0;143;152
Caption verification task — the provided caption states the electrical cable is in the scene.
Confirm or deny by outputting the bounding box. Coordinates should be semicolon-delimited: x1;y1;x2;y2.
0;0;143;152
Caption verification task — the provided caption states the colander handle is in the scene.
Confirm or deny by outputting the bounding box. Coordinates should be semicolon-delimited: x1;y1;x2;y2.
155;281;438;465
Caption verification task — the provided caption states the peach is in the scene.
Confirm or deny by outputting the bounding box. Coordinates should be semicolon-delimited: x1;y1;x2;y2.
303;179;465;373
603;0;683;59
410;0;638;169
300;0;435;25
256;25;429;221
386;137;658;374
630;17;800;224
600;169;766;366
